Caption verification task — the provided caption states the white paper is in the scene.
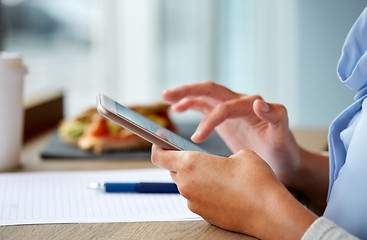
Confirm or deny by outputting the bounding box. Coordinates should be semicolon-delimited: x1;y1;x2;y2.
0;168;201;225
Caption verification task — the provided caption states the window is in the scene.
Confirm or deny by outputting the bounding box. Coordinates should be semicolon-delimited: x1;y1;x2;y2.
1;0;100;115
1;0;362;127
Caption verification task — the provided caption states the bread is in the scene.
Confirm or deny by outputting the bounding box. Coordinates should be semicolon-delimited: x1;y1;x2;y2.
58;103;176;153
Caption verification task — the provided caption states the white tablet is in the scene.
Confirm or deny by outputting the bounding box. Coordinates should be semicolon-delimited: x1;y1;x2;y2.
97;94;208;153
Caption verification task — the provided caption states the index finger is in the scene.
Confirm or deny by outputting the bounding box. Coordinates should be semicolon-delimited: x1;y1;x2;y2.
151;144;180;172
162;81;240;104
191;95;262;143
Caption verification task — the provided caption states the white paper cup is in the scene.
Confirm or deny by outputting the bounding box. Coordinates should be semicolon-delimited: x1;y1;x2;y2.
0;52;27;171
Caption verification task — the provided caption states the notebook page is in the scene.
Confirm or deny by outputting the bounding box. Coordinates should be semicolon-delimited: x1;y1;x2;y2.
0;168;201;225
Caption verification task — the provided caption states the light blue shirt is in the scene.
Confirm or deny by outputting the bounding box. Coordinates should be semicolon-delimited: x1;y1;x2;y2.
324;6;367;239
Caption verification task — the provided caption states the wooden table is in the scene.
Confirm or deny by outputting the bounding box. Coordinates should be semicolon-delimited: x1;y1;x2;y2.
0;131;255;240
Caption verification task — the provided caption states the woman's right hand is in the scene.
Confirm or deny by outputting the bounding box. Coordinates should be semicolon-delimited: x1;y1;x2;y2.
162;81;302;186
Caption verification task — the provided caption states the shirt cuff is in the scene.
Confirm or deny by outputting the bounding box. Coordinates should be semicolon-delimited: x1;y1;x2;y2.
302;217;359;240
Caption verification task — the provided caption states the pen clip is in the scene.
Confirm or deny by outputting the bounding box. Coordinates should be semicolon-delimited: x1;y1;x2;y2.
88;182;104;190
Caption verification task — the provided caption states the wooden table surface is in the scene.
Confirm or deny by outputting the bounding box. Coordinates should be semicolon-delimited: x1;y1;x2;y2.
0;131;255;240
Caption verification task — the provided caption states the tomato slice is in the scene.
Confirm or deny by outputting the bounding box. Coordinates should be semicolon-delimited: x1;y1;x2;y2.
89;118;109;137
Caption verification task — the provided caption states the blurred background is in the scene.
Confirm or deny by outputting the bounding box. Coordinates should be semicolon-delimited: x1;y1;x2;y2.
0;0;366;128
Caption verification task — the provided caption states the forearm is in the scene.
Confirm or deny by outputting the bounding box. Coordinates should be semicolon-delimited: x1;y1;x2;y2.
285;147;329;211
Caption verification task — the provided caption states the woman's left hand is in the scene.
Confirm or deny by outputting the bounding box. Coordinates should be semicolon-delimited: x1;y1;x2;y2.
151;145;317;240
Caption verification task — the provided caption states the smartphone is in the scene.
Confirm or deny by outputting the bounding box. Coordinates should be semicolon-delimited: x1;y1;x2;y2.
96;94;208;153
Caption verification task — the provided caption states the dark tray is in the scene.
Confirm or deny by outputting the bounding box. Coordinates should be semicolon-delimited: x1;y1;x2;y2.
41;123;232;159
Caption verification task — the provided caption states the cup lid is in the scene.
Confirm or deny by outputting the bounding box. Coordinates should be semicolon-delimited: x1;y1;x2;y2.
0;52;25;69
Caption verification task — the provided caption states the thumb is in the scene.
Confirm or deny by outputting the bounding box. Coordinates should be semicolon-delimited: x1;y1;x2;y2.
253;99;289;128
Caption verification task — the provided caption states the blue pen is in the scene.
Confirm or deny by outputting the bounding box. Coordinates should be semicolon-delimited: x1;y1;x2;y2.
88;182;179;194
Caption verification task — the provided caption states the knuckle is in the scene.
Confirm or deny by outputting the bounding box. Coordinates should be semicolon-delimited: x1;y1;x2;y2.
186;98;196;105
203;81;216;96
237;148;248;155
272;103;288;117
213;102;228;115
278;104;287;115
204;80;216;87
251;94;263;101
187;201;199;214
178;183;192;200
236;149;255;157
177;175;198;200
178;152;196;172
175;152;203;199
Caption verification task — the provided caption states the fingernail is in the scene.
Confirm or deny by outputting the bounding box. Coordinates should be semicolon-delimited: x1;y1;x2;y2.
162;90;169;97
260;102;270;112
191;130;201;142
162;90;172;103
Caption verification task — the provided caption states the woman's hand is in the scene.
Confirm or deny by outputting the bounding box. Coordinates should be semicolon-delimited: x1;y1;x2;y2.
151;145;317;240
162;81;301;186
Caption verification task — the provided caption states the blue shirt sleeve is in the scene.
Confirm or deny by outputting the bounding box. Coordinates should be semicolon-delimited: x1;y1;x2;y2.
325;98;367;239
325;6;367;239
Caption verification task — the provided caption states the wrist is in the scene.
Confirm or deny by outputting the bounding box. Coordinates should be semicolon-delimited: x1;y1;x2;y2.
275;139;304;189
283;147;329;211
281;146;308;189
258;183;318;240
